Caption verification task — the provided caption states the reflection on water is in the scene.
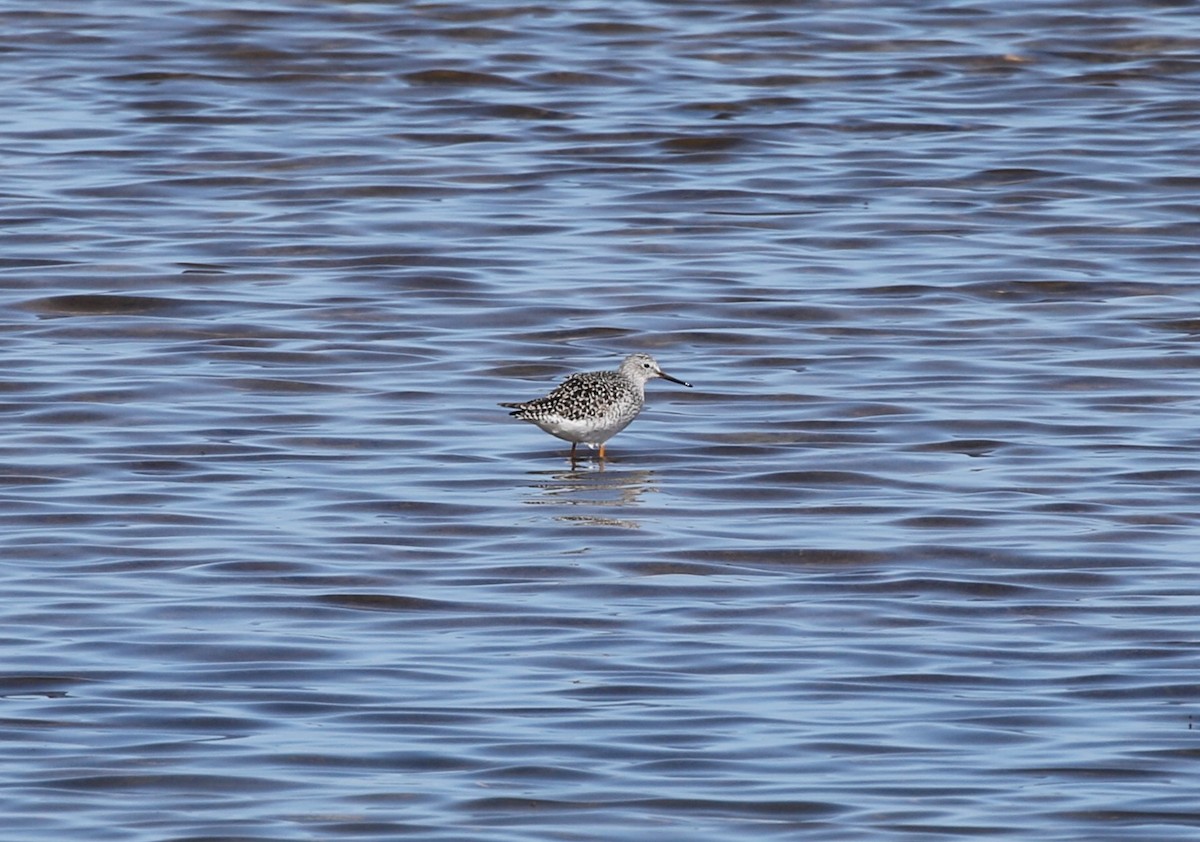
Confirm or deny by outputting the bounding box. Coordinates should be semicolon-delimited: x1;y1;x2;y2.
522;467;659;526
3;0;1200;840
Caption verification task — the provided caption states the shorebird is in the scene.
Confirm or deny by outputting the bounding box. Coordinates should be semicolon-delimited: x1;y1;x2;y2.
500;353;691;460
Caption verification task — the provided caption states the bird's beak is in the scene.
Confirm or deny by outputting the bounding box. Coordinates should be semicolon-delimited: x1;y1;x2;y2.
658;370;692;388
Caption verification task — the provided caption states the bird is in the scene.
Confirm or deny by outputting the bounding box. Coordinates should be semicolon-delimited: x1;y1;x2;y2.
500;353;691;460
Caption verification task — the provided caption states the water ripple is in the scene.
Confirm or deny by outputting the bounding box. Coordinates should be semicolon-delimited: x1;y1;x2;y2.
2;0;1200;839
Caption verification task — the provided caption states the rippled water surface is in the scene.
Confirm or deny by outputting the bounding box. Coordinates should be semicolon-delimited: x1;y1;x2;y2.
4;1;1200;839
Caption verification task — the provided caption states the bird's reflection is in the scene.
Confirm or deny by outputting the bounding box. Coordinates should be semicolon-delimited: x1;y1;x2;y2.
520;463;658;527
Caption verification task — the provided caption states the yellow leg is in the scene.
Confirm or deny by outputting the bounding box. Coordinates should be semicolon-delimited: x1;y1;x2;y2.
598;443;607;460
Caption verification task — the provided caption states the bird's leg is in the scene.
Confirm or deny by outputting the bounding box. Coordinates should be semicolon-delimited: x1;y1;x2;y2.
598;443;607;460
570;442;577;462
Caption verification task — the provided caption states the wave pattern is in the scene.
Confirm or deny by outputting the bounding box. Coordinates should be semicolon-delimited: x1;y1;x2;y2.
3;1;1200;839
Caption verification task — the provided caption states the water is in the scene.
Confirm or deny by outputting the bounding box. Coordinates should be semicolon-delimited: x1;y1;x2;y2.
3;1;1200;839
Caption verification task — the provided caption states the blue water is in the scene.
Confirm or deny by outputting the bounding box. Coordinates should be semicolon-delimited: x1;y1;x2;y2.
3;1;1200;839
